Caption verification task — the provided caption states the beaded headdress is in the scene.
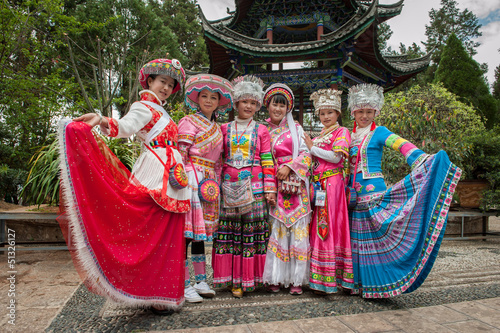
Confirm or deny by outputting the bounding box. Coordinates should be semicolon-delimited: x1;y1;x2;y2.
138;58;186;94
348;83;384;117
231;75;265;109
184;74;234;115
310;88;342;115
263;83;294;113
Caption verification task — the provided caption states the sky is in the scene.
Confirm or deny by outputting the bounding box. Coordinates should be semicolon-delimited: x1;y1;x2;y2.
195;0;500;87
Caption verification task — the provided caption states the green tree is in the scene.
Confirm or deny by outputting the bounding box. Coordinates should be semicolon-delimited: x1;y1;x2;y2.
378;83;485;182
0;0;83;168
425;0;482;57
493;62;500;101
423;0;482;84
434;33;498;128
62;0;208;117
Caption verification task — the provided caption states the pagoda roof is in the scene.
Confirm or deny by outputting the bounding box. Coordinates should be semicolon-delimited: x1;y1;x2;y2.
200;0;430;90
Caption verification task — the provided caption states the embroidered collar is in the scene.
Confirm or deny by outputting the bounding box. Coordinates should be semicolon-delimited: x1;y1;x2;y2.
139;90;164;106
313;123;340;146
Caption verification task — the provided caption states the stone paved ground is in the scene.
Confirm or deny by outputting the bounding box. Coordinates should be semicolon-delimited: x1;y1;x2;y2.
1;218;499;332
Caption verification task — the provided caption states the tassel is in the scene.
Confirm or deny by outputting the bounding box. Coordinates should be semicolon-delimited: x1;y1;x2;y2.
353;121;357;133
370;122;376;131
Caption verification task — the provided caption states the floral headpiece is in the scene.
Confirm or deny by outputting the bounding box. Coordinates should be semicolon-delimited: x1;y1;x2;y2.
184;74;234;115
310;88;342;115
231;75;265;109
138;58;186;94
263;83;294;113
348;83;384;117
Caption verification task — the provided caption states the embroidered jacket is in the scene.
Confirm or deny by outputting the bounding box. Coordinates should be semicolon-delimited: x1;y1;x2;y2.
221;121;276;194
266;118;312;227
349;126;428;196
100;91;190;213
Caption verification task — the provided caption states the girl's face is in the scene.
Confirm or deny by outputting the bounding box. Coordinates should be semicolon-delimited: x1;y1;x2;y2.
236;99;258;120
319;108;340;128
354;108;376;128
197;89;220;115
147;75;175;102
268;97;287;125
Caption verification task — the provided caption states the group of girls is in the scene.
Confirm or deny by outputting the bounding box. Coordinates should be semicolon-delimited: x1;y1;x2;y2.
58;58;461;316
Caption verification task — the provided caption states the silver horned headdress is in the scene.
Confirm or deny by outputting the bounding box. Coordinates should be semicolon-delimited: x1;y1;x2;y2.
348;83;384;117
310;88;342;115
231;75;265;109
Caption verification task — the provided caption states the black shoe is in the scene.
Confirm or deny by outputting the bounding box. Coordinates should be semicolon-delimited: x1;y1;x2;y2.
150;306;174;316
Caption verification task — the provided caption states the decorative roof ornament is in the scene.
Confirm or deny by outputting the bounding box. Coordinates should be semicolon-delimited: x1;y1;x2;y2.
310;88;342;115
231;75;265;109
138;58;186;94
184;74;234;116
263;83;295;113
348;83;384;117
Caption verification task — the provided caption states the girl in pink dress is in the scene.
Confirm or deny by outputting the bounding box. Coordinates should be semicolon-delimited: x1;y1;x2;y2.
178;74;233;302
262;83;312;295
212;75;277;298
303;88;354;294
58;59;188;315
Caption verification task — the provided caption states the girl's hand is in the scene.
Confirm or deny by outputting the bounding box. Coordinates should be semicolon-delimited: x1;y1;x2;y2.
276;165;291;180
265;193;277;206
303;133;314;150
73;113;101;128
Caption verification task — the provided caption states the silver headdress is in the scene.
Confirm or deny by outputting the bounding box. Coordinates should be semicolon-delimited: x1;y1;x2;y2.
310;88;342;115
348;83;384;117
231;75;265;109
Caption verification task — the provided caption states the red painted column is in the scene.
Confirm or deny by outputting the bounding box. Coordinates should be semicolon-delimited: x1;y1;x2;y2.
267;26;273;44
317;20;323;40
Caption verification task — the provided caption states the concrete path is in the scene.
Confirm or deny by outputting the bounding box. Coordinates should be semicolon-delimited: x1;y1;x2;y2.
1;218;499;332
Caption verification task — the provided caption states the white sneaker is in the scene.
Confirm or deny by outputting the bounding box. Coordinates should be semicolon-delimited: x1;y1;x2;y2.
193;281;216;297
184;285;203;303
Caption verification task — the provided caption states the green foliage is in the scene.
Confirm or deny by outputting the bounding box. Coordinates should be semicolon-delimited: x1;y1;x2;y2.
461;129;500;210
425;0;482;58
493;64;500;101
0;0;84;172
378;83;485;183
21;135;60;206
169;101;195;124
434;33;498;128
0;165;28;204
62;0;209;118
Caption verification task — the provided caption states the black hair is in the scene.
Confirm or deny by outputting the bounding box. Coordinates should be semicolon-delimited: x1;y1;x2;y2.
146;74;178;90
270;94;288;107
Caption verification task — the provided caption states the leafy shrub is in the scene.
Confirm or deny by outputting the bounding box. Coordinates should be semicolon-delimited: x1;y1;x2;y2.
378;83;485;183
0;165;28;204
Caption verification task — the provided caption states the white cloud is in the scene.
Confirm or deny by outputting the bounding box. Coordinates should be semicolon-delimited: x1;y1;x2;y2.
461;0;500;19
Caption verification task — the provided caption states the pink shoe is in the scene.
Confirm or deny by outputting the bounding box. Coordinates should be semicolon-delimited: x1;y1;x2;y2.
290;286;303;295
267;284;280;293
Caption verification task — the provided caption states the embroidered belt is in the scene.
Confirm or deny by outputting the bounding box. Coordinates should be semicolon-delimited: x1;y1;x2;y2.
149;139;177;149
312;167;343;182
190;156;216;169
225;159;260;167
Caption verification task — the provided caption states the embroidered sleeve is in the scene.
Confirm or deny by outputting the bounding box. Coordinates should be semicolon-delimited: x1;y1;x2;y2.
283;125;311;181
177;116;196;146
106;102;152;138
332;127;350;157
259;126;277;193
384;130;428;169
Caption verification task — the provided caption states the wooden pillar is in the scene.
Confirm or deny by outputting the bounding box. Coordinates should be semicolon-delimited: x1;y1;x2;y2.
267;25;273;44
279;63;283;70
299;87;304;125
317;20;323;40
